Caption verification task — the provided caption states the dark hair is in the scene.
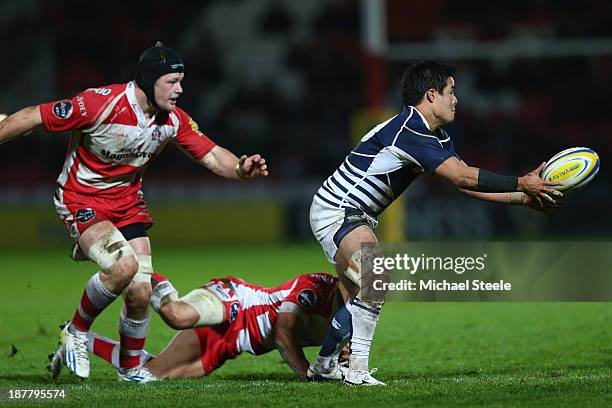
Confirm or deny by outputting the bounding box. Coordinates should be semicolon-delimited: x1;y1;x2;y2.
401;60;455;107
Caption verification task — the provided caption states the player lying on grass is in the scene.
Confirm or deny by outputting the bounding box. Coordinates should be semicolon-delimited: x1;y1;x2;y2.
51;272;351;380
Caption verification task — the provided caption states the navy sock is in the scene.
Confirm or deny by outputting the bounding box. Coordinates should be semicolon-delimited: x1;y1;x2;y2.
319;303;352;357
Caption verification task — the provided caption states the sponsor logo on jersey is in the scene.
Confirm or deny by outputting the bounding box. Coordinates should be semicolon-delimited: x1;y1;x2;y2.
229;302;240;322
101;149;155;161
108;132;128;138
206;281;232;301
76;96;87;117
188;117;204;136
52;100;73;119
86;87;112;96
297;289;317;309
75;208;96;223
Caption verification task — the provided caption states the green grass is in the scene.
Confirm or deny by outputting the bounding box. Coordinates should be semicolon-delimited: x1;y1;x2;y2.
0;244;610;407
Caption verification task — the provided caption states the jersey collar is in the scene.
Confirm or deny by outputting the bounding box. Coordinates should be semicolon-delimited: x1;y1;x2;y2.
408;106;432;131
127;81;156;128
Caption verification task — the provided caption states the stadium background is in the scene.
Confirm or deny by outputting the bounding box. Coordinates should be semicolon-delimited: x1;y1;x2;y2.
0;1;610;406
0;0;610;247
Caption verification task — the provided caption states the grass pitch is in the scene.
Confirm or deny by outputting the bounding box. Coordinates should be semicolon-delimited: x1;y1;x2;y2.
0;244;610;407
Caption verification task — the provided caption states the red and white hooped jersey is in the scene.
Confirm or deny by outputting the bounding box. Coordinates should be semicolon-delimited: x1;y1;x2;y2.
206;273;339;355
39;82;216;199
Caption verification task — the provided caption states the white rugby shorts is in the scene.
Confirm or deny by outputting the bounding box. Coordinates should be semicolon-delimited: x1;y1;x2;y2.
309;197;378;263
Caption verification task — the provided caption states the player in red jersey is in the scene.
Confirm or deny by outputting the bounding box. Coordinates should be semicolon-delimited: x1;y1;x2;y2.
69;272;351;380
0;42;268;383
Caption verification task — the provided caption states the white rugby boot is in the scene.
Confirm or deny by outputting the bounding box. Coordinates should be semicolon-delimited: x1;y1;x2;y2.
307;359;348;381
48;321;90;379
344;368;386;386
117;366;159;384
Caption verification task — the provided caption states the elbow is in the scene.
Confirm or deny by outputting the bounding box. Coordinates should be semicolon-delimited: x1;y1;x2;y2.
0;113;11;143
273;330;285;346
0;106;41;143
453;174;472;190
454;168;478;191
23;105;40;117
20;105;42;130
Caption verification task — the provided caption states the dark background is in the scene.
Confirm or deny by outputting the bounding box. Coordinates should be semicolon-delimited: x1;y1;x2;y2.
0;0;609;242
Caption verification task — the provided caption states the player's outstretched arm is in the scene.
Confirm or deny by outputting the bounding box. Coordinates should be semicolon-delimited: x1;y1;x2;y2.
0;106;42;144
272;312;310;380
198;146;268;180
461;190;563;213
434;156;560;203
455;160;563;212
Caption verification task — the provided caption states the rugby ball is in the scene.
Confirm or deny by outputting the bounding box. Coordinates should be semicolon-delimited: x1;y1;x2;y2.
541;147;600;192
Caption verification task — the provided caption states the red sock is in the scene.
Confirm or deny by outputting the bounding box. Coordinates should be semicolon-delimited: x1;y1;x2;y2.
72;273;117;332
86;332;151;369
118;313;151;369
86;332;119;367
151;271;168;289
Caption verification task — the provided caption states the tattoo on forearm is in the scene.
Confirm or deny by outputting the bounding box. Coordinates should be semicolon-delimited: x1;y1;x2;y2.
276;343;303;377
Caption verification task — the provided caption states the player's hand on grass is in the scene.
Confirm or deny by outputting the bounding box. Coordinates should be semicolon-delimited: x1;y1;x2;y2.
237;154;268;178
518;162;561;202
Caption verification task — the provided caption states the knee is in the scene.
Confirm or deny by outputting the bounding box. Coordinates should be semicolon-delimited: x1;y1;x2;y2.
85;227;137;274
125;282;152;310
112;255;140;286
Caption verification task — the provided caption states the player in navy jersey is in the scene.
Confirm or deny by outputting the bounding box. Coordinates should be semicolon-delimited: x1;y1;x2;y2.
308;60;562;385
0;43;268;383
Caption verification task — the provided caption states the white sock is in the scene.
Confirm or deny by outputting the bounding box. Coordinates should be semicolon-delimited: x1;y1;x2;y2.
349;299;380;371
151;281;179;312
315;355;334;370
316;343;344;370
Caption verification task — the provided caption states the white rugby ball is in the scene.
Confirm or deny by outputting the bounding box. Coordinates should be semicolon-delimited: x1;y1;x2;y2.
541;147;600;192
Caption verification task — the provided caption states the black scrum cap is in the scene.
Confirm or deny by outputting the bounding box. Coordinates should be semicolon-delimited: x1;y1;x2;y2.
135;41;184;108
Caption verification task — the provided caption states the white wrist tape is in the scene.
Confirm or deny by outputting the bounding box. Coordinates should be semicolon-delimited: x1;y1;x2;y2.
510;192;524;204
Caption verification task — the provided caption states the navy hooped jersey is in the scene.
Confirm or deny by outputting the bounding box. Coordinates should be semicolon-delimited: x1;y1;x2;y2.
314;106;460;216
